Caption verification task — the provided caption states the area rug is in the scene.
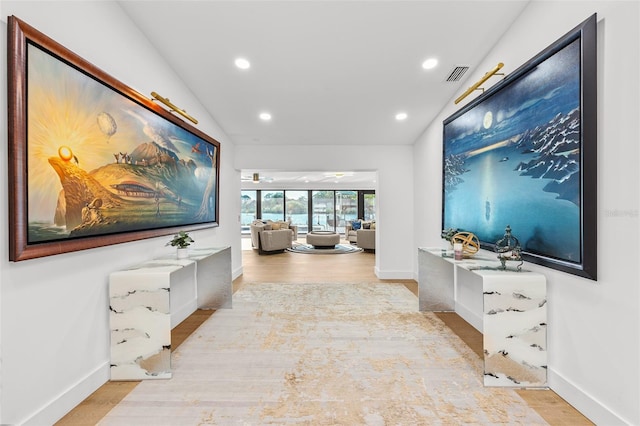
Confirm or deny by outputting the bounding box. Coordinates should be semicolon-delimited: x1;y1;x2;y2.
99;283;548;425
287;243;364;254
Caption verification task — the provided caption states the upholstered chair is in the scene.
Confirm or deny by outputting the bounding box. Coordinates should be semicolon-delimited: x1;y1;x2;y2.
250;221;295;254
356;229;375;251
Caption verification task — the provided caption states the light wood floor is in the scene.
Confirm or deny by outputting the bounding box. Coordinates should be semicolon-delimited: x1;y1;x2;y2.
56;241;593;425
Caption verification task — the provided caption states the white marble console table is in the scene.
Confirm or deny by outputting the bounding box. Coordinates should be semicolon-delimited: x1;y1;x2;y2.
109;247;231;380
418;247;547;387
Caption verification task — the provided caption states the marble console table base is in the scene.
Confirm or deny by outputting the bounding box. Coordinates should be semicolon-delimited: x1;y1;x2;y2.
109;247;232;381
418;247;547;388
109;263;191;380
480;270;547;387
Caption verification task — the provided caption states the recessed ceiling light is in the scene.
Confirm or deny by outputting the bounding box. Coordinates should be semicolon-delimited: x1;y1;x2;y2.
234;57;251;69
395;112;408;121
422;58;438;70
259;112;272;121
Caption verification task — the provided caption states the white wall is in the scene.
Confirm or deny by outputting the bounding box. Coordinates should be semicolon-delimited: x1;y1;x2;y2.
0;2;242;424
414;1;639;424
236;144;415;278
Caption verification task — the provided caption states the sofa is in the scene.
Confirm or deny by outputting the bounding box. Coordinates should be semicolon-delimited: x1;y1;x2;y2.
250;220;298;255
345;219;376;251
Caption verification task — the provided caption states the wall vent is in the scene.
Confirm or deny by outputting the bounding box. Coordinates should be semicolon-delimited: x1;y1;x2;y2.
446;66;470;82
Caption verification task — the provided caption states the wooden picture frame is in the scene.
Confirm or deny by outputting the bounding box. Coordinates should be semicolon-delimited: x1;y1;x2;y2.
8;16;221;261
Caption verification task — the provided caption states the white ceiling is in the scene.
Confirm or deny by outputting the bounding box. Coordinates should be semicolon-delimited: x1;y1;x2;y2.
118;0;530;184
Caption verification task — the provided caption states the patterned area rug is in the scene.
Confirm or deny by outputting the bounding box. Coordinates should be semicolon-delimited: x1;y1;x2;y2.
287;243;364;254
99;283;548;425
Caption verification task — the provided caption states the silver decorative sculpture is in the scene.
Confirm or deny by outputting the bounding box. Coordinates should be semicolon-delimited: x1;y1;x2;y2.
494;225;523;271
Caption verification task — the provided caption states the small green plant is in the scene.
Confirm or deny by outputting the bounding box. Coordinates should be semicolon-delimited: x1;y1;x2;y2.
166;231;194;249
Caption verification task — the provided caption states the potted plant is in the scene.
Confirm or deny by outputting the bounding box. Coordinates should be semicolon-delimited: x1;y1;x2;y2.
167;231;194;258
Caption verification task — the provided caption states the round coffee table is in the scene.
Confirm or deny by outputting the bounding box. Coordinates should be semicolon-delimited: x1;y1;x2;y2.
306;231;340;249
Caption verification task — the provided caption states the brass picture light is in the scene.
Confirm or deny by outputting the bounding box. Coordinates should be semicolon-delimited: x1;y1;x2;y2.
454;63;505;105
150;91;198;124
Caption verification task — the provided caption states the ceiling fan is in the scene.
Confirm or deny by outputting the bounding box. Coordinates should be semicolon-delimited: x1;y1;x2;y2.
241;172;273;183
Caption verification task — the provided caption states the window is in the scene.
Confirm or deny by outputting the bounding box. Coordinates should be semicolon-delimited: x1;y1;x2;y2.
336;191;357;234
362;191;376;221
242;190;374;235
241;190;257;234
261;191;284;222
285;191;309;234
312;191;335;232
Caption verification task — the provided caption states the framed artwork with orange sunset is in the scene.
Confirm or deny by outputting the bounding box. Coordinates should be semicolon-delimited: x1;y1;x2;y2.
8;16;220;261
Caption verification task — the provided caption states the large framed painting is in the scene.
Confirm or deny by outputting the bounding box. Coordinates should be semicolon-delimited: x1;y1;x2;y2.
8;16;221;261
442;14;597;280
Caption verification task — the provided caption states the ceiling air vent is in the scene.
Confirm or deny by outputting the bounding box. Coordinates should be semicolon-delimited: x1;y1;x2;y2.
446;66;470;82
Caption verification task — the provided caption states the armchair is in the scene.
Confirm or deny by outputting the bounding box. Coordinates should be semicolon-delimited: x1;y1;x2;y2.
345;219;375;246
356;229;375;251
250;220;296;255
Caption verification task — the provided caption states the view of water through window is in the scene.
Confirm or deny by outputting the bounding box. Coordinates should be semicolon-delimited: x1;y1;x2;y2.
241;190;375;235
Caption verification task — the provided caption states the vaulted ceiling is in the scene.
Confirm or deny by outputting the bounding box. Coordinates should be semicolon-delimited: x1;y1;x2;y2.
118;1;530;184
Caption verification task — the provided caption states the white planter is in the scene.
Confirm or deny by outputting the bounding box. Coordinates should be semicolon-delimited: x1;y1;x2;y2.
177;248;189;259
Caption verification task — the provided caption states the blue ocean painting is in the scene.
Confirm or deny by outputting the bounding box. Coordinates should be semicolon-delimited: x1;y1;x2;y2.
443;38;582;263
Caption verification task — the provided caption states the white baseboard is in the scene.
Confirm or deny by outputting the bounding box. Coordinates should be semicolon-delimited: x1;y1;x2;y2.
232;265;243;281
22;361;110;426
548;367;631;425
374;268;414;280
